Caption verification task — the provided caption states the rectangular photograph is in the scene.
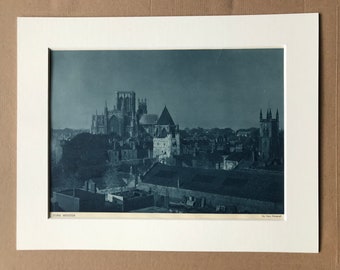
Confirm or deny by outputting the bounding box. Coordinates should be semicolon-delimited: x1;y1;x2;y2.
50;49;284;216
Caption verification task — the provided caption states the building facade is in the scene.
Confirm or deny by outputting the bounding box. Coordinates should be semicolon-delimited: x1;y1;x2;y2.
91;91;138;137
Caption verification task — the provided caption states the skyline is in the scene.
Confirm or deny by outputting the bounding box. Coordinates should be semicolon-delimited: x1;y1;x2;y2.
51;49;284;130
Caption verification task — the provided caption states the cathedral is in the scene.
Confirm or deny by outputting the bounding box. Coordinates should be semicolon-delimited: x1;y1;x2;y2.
259;108;280;162
91;91;181;159
91;91;148;137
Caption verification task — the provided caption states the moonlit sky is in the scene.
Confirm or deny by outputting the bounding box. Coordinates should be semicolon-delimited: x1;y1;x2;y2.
51;49;283;130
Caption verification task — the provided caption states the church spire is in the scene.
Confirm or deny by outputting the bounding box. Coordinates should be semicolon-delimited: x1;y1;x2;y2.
260;109;263;121
276;109;279;120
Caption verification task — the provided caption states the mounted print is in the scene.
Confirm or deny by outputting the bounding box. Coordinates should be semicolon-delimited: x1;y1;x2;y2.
50;49;284;217
17;15;318;252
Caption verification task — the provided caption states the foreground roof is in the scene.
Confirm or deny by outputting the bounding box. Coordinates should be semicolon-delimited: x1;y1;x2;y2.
57;189;104;200
142;163;284;203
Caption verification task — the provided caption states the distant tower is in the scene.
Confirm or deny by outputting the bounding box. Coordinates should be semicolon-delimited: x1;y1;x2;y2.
259;108;280;162
91;109;106;134
91;91;137;137
154;106;176;136
136;98;147;122
116;91;136;137
153;106;181;159
116;91;136;116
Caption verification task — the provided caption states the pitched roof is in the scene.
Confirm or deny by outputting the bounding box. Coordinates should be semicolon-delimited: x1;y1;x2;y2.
157;106;175;125
139;114;158;125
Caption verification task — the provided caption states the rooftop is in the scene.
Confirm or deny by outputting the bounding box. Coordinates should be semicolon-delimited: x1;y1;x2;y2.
139;114;158;125
157;106;175;126
142;163;284;203
57;189;104;200
115;189;150;198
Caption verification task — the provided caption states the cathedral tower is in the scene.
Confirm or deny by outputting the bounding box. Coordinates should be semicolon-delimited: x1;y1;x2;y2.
91;91;137;137
136;98;147;122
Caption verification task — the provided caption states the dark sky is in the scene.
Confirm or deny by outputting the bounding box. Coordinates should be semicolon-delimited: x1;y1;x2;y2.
51;49;283;130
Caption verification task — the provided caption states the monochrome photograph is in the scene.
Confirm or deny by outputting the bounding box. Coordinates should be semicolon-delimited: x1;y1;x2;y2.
50;49;284;215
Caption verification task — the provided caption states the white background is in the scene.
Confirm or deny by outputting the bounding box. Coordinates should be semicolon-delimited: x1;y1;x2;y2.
17;14;318;252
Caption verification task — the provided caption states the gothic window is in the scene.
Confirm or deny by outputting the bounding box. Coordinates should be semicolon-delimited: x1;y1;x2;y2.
109;115;120;134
